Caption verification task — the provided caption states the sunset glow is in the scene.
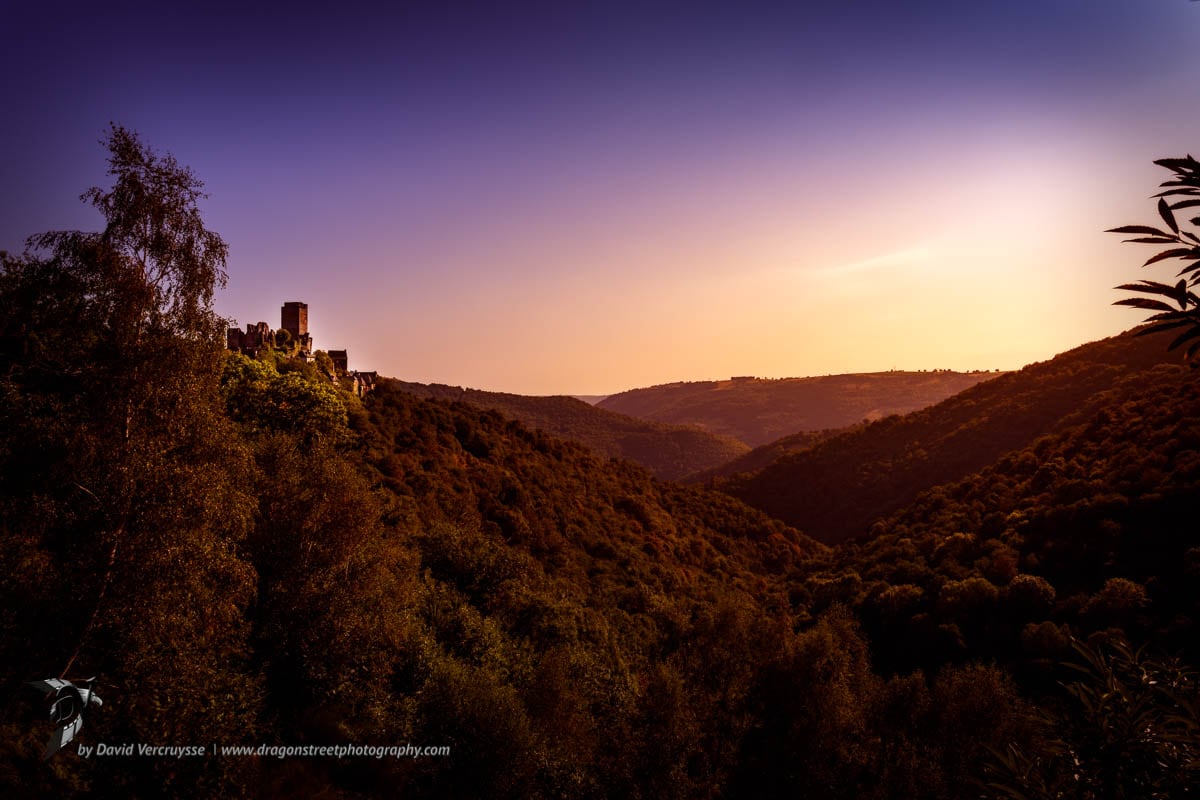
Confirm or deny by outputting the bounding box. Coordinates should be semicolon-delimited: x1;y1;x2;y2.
4;1;1199;393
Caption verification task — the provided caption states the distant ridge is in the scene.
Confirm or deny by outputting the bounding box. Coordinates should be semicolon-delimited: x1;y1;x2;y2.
600;371;999;447
685;425;860;483
720;327;1184;544
384;380;748;480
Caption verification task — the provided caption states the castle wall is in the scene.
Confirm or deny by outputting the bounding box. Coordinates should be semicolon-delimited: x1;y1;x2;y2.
227;302;365;387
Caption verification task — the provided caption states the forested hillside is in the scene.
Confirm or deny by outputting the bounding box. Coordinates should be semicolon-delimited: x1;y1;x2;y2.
776;358;1200;795
722;329;1181;544
386;380;748;480
599;371;997;447
2;129;1195;800
789;358;1200;661
0;131;835;800
686;425;856;482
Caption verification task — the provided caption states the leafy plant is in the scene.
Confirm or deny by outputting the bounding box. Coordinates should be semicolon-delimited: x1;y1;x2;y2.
983;635;1200;799
1108;156;1200;358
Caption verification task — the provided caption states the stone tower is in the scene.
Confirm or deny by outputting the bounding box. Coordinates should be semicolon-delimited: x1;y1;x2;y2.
281;301;308;338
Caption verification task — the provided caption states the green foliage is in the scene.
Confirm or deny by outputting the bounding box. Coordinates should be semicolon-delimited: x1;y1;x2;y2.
221;352;348;439
984;636;1200;799
1108;156;1200;358
27;124;227;342
0;127;259;796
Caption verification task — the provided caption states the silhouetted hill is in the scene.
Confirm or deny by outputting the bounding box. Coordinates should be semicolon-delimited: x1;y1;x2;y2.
721;328;1183;544
9;131;1198;800
791;357;1200;677
360;383;821;600
599;371;999;447
386;380;748;480
686;425;860;483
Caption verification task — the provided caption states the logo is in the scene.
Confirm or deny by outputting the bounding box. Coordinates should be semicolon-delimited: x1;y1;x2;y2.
27;677;103;759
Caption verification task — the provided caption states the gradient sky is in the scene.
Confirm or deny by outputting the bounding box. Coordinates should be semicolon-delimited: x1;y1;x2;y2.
3;0;1199;394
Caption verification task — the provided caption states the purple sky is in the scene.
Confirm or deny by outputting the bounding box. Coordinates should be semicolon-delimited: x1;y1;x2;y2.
3;1;1199;393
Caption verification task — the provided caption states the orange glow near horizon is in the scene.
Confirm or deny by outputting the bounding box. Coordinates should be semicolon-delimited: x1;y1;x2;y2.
7;2;1200;395
295;127;1157;395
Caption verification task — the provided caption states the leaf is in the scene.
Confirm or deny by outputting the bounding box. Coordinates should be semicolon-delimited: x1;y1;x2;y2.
1160;198;1180;233
1125;237;1180;244
1106;225;1169;236
1115;280;1185;296
1113;298;1178;312
1169;199;1200;210
1168;325;1200;351
1155;156;1200;171
1145;310;1187;322
1144;248;1196;266
1135;319;1191;336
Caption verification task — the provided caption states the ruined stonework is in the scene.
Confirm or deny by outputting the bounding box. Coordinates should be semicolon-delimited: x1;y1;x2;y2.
279;301;313;358
226;321;274;357
226;303;312;360
328;350;348;373
226;301;375;395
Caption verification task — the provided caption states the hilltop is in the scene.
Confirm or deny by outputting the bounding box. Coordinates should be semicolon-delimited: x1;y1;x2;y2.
720;328;1183;544
6;125;1198;800
788;354;1200;679
385;380;748;480
685;425;859;483
599;371;999;447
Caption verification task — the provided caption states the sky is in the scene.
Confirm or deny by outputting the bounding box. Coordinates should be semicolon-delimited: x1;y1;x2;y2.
3;0;1200;394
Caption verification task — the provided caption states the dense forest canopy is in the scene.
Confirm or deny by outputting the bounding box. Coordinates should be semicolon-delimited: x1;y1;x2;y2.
719;329;1184;544
0;131;1196;799
385;380;749;480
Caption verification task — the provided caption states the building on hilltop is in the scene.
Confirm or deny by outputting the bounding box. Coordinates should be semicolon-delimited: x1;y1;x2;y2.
279;301;313;358
281;301;307;337
226;301;375;395
328;349;348;373
325;349;376;397
227;303;313;361
226;321;274;357
349;371;377;397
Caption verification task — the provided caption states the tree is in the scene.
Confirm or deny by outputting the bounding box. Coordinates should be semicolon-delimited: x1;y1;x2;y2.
1108;156;1200;358
28;124;229;342
0;126;258;796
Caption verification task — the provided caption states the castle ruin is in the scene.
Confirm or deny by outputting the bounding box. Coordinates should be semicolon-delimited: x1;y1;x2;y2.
227;301;376;395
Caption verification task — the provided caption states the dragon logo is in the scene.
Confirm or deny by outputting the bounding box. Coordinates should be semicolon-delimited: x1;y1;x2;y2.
27;677;103;759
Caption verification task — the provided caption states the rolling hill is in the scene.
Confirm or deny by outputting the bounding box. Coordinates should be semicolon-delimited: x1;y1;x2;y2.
720;328;1184;544
790;354;1200;679
9;127;1199;800
598;371;999;447
685;425;859;483
385;380;749;480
